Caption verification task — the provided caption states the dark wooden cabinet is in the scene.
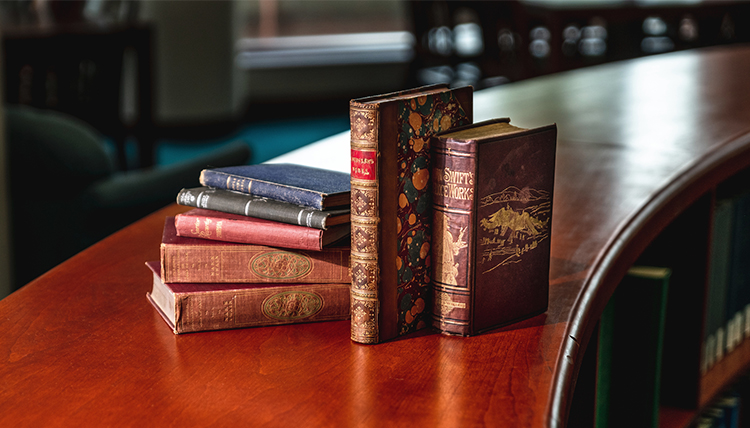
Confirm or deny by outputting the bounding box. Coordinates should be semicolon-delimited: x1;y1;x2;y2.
2;21;155;169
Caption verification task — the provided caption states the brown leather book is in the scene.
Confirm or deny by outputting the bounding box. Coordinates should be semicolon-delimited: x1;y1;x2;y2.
349;84;473;344
160;217;351;284
146;261;350;334
430;118;557;336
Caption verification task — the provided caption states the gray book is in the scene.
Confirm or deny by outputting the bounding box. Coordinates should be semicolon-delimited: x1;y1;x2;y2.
176;186;349;230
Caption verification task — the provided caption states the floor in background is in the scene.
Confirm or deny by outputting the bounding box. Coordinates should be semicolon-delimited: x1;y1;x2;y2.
152;114;350;167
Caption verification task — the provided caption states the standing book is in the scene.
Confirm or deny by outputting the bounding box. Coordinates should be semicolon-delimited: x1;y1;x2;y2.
199;163;351;210
349;84;473;344
146;262;350;334
160;217;351;284
430;118;557;336
174;208;350;251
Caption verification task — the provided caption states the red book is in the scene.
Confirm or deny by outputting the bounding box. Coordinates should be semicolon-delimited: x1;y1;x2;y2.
174;208;350;251
160;217;351;284
146;261;350;334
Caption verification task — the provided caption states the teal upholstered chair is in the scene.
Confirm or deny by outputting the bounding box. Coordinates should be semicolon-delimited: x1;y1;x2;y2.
6;105;251;290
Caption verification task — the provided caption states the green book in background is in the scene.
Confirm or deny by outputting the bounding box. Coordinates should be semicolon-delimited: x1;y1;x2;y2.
706;198;733;365
595;266;671;428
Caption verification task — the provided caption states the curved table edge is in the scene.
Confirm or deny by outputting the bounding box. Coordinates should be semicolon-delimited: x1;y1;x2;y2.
547;130;750;427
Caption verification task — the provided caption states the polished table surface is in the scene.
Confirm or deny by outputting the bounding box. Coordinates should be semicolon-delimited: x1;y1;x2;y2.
3;45;750;427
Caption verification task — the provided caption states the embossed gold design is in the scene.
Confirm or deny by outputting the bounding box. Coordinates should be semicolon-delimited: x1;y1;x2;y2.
434;212;468;285
350;104;381;344
250;251;312;279
352;188;377;217
351;261;377;292
352;224;377;254
262;291;323;320
434;291;467;315
350;109;378;141
350;300;378;343
478;186;551;273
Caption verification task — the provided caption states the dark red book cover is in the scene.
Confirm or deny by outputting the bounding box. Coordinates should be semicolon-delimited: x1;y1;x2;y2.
146;261;350;334
431;118;557;336
174;208;350;251
161;217;351;284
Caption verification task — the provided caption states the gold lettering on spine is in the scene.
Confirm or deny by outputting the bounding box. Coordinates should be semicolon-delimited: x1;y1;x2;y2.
430;144;475;335
349;103;380;344
433;167;475;202
190;218;214;238
351;156;375;178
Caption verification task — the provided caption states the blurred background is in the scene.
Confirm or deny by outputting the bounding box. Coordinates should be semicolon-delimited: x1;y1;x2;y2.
0;0;748;296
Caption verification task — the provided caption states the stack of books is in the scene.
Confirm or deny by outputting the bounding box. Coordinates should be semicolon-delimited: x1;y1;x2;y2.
144;83;558;342
146;163;352;334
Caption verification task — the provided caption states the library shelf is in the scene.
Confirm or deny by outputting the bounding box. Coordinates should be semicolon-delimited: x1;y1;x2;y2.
2;44;750;427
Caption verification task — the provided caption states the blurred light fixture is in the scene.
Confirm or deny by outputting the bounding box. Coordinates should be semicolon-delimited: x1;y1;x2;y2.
643;16;667;36
498;29;516;52
428;26;453;56
454;22;484;57
529;26;550;59
579;22;607;57
562;24;581;57
642;36;674;53
679;15;698;41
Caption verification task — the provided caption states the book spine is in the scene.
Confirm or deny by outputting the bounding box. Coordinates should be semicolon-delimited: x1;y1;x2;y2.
200;170;324;210
349;102;381;344
430;138;477;336
176;187;330;229
173;283;351;333
174;212;323;251
160;243;351;284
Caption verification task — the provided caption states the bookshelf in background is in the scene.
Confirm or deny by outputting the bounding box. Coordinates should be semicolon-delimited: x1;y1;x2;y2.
568;166;750;428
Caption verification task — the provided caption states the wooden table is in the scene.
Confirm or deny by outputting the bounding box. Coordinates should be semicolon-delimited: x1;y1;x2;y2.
3;45;750;427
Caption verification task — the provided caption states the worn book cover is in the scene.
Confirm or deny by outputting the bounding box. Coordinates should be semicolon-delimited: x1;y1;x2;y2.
199;163;351;210
176;186;350;230
175;208;350;251
161;217;351;284
146;261;350;334
349;84;473;344
430;118;556;336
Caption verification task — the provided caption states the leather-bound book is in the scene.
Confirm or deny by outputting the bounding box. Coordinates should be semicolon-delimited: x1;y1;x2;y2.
176;187;350;230
146;262;350;334
161;217;351;284
430;118;557;336
174;208;350;251
199;163;351;210
349;84;473;344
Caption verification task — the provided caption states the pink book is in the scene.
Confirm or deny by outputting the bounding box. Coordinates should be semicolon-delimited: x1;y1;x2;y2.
174;208;349;251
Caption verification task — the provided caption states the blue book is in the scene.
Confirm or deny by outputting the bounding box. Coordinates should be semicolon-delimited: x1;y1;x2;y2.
199;164;350;210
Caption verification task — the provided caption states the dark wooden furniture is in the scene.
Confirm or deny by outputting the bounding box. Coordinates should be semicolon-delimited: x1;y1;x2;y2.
2;45;750;427
2;20;155;169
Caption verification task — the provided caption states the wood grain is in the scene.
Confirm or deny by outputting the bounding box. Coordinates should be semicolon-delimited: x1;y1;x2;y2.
3;45;750;427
